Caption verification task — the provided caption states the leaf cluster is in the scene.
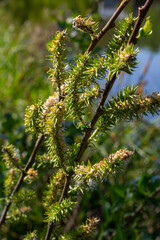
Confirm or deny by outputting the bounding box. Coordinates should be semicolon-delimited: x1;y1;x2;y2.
71;149;133;193
47;30;68;93
72;15;99;39
96;87;160;134
58;217;100;240
45;198;75;223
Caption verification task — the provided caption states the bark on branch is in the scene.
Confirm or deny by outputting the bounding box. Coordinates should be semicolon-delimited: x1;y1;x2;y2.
87;0;131;53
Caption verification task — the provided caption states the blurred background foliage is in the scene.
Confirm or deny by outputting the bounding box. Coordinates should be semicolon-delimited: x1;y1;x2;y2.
0;0;160;239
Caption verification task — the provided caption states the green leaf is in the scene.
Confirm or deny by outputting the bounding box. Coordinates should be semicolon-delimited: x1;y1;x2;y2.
137;17;152;39
45;198;76;223
138;174;160;197
112;185;125;199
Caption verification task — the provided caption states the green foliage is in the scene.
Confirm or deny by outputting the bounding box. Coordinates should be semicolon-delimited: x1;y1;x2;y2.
24;230;38;240
1;144;21;197
107;44;138;78
64;15;139;126
58;217;100;240
64;52;100;124
71;149;134;193
95;172;160;239
137;16;152;39
5;0;96;23
43;170;65;207
95;87;160;135
139;5;160;51
4;167;20;197
81;119;160;239
44;101;66;167
0;7;51;115
2;143;21;169
104;15;137;77
24;101;44;134
138;173;160;197
47;30;68;93
1;5;160;240
45;198;75;223
72;15;99;39
12;189;36;207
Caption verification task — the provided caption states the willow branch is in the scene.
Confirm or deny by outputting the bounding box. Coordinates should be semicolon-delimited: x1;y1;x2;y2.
0;134;44;227
44;2;131;240
62;0;154;212
44;0;154;239
86;0;131;53
59;0;132;203
128;0;154;45
76;0;154;170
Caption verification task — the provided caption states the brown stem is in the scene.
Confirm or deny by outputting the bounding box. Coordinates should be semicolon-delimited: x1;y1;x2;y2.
128;0;154;45
59;171;73;203
44;223;54;240
87;0;131;53
44;0;154;238
0;134;44;227
63;192;82;233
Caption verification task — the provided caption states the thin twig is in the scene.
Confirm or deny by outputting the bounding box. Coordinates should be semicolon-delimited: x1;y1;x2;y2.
45;223;54;240
63;192;82;233
0;134;44;227
87;0;131;53
128;0;154;45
